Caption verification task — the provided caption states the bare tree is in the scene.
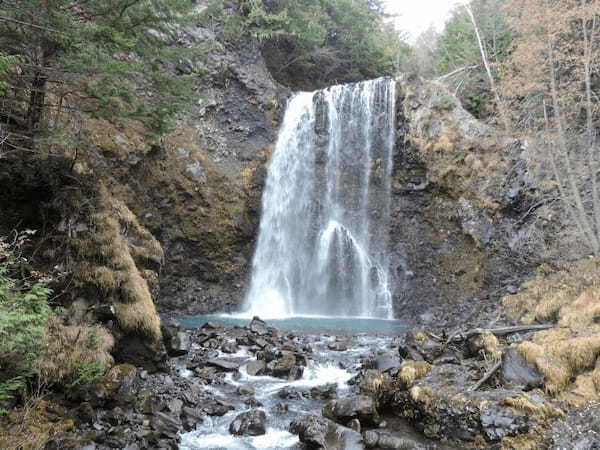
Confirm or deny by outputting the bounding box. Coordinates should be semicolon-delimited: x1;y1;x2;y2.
464;3;511;132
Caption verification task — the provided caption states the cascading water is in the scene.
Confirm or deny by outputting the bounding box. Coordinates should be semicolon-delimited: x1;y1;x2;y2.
245;77;396;319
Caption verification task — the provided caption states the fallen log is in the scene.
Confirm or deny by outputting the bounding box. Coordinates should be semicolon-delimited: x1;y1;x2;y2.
446;324;556;345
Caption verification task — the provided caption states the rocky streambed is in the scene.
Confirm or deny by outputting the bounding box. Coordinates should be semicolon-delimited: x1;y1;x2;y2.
39;317;600;449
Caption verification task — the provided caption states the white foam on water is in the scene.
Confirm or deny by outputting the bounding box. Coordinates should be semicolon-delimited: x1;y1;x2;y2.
180;428;299;450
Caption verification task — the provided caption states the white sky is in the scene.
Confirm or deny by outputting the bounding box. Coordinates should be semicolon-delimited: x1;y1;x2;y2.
385;0;464;42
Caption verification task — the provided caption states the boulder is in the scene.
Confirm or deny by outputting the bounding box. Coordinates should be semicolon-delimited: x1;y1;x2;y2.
204;400;234;417
268;353;303;379
480;405;528;440
249;317;269;336
151;412;182;438
229;410;267;436
310;383;338;400
398;331;444;363
237;384;255;396
323;396;380;427
221;341;239;354
290;415;364;449
375;354;401;373
278;387;306;400
167;331;191;357
363;431;425;449
182;406;204;431
502;347;544;390
328;341;349;352
206;358;240;372
246;360;267;376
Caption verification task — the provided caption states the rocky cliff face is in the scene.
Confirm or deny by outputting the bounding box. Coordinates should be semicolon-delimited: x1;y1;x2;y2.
389;76;580;327
0;26;283;366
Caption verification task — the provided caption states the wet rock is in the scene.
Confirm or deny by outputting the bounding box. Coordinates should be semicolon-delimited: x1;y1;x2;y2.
290;415;364;449
328;341;349;352
310;383;338;400
203;338;220;349
480;405;528;440
229;410;267;436
268;353;303;379
202;321;221;330
278;387;306;400
273;402;289;413
288;365;304;380
249;336;269;349
221;341;239;354
204;400;235;417
237;384;255;396
349;418;361;433
182;406;204;431
375;354;402;373
363;430;380;448
206;358;240;372
166;331;191;357
363;430;425;449
323;396;380;427
246;359;267;376
249;317;269;336
398;331;444;363
502;347;544;390
151;412;182;438
256;346;278;363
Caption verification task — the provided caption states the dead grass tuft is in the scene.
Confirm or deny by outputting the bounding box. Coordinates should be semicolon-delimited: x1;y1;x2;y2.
482;332;503;361
503;257;600;403
37;315;114;384
0;399;75;450
502;394;564;419
70;186;163;342
398;361;432;387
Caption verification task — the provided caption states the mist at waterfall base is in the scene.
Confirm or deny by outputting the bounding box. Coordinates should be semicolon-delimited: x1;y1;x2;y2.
244;77;398;321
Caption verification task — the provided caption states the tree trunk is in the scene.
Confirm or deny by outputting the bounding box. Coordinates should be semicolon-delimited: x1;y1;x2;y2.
27;69;48;133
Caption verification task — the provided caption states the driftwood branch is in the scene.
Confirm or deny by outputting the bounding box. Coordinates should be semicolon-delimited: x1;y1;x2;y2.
447;324;556;345
471;360;502;391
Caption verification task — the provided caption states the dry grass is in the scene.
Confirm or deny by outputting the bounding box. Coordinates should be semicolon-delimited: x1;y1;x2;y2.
409;385;435;403
482;332;503;361
0;399;74;450
398;361;432;388
37;315;114;384
502;394;564;419
501;433;543;450
70;186;163;342
503;257;600;404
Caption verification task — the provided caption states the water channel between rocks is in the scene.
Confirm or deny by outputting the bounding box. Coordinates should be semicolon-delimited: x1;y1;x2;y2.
175;315;452;450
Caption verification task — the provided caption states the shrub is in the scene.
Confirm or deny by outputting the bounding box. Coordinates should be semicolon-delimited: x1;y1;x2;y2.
0;232;52;413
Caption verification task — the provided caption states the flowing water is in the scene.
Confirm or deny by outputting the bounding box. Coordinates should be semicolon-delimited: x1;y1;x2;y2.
179;329;396;450
244;78;397;319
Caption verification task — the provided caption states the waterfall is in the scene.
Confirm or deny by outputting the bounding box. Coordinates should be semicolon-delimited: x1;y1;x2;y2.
244;78;396;319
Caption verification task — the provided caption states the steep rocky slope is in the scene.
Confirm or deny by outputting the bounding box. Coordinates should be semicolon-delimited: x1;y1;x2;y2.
0;28;283;366
390;76;582;327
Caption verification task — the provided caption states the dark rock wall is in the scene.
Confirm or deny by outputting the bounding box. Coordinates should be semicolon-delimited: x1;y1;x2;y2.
388;77;573;327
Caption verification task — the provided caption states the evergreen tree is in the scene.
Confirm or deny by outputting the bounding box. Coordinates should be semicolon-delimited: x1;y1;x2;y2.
203;0;410;88
0;0;204;140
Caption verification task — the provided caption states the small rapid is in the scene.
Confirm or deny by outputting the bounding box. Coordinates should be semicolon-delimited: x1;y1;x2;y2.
179;331;393;450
